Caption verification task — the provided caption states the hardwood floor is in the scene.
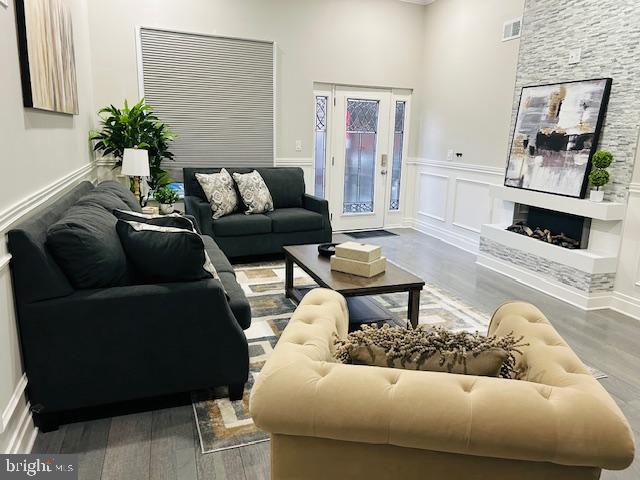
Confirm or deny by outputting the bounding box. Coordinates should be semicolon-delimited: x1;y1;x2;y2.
32;229;639;479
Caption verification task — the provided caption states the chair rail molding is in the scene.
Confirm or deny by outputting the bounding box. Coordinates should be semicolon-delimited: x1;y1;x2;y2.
0;162;96;234
274;157;314;166
409;158;508;253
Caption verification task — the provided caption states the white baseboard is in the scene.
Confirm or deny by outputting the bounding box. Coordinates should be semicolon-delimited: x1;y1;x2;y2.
609;291;640;321
1;374;27;434
477;253;613;310
410;218;479;254
4;402;37;454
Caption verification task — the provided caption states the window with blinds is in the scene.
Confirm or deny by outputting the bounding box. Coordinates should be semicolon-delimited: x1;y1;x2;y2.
138;27;275;179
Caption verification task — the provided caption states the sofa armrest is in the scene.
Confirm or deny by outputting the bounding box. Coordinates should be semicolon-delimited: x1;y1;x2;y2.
184;195;213;237
250;292;635;471
303;194;331;231
20;279;248;409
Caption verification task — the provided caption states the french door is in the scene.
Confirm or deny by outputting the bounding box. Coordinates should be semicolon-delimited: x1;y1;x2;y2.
329;86;392;231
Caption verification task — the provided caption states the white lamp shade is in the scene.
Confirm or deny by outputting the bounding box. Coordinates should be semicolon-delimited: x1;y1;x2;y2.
121;148;150;177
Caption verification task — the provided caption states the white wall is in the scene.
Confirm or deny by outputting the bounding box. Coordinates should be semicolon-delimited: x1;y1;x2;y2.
409;0;524;250
86;0;426;163
416;0;523;167
611;141;640;319
0;0;95;452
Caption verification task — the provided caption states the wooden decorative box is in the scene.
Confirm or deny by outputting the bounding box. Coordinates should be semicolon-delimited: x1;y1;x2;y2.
334;242;381;263
330;255;387;278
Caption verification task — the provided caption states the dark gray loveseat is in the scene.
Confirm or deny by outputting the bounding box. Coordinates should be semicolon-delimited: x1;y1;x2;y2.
183;167;332;258
7;181;251;431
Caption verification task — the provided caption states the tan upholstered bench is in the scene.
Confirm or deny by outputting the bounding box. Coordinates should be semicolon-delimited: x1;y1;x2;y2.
250;289;635;480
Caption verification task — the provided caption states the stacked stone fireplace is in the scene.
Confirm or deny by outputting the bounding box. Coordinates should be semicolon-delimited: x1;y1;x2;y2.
477;185;623;309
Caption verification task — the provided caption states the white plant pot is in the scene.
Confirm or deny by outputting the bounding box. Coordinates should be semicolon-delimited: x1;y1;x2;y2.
159;203;174;214
590;189;604;202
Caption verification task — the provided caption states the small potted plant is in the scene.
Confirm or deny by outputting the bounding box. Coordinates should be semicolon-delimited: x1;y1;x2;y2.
588;150;613;202
154;186;179;214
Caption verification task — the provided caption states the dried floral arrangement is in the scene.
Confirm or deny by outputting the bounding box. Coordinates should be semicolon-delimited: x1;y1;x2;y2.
335;324;528;379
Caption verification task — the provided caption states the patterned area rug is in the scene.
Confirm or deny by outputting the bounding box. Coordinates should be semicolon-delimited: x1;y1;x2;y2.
192;260;606;454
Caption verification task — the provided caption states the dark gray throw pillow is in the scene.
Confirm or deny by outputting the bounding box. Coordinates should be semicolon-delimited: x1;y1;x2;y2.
47;204;131;289
96;181;142;212
113;209;196;231
116;220;218;283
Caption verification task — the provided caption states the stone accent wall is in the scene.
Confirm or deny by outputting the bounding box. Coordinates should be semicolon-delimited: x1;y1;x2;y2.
479;238;615;293
510;0;640;202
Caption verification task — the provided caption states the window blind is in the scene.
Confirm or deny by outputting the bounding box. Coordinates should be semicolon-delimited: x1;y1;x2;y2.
139;28;274;179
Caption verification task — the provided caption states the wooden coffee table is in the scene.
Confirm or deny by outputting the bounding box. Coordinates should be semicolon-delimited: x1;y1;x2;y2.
283;244;425;328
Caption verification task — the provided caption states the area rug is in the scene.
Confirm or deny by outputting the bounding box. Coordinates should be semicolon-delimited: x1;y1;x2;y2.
345;229;398;239
192;260;606;454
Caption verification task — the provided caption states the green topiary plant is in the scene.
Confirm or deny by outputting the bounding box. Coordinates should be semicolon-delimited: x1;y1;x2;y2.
89;98;176;191
154;186;179;205
589;150;613;191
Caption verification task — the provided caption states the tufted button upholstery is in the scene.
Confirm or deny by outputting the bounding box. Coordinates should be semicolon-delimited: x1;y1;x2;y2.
250;293;635;472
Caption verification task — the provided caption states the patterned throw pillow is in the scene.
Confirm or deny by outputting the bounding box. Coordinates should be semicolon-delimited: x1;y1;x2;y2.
196;169;239;219
232;170;274;215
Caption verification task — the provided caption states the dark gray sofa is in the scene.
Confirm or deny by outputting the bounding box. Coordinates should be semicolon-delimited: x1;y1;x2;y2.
7;181;251;431
183;167;332;258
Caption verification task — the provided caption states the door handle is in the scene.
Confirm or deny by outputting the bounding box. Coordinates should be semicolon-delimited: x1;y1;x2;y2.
381;169;387;175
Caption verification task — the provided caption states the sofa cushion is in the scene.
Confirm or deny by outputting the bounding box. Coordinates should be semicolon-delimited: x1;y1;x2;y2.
202;235;235;274
258;168;305;208
116;221;217;283
47;204;131;289
266;208;323;233
76;190;130;213
218;271;251;329
96;181;142;212
213;213;272;237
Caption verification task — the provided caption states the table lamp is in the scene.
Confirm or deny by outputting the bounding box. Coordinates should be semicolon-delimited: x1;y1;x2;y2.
121;148;150;205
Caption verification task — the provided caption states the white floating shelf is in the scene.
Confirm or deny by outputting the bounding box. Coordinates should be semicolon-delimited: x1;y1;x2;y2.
490;185;625;221
481;224;618;274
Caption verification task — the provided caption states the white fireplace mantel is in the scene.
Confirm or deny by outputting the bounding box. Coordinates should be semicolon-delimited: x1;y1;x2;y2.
490;185;625;221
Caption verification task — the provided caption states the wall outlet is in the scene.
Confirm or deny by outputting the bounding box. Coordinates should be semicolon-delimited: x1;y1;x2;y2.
295;140;302;152
446;149;454;162
568;47;582;65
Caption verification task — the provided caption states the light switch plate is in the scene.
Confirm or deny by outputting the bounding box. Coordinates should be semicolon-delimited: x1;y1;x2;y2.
446;149;454;162
568;47;582;65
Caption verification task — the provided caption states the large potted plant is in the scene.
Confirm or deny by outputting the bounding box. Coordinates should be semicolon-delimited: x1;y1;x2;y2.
89;98;176;193
588;150;613;202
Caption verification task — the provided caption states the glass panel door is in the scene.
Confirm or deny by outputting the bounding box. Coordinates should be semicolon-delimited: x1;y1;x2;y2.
343;99;379;213
329;87;391;231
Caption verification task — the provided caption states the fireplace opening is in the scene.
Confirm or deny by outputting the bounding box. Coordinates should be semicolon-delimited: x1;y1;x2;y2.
507;205;590;249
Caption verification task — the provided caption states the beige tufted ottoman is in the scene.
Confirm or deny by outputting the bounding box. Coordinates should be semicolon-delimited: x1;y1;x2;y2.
250;289;635;480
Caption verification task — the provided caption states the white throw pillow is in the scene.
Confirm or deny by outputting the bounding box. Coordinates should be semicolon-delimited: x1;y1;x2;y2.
196;168;239;219
232;170;274;215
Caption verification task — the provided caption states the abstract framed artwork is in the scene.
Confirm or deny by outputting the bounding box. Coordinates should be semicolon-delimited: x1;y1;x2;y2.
14;0;79;114
505;78;612;198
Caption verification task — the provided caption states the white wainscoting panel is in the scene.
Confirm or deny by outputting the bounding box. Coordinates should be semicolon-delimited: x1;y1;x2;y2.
409;159;507;253
0;161;97;453
452;178;493;234
417;173;448;222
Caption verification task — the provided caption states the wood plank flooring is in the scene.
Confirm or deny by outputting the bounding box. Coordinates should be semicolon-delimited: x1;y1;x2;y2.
32;229;639;479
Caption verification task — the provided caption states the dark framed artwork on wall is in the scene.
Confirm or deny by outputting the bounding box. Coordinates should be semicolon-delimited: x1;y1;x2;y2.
14;0;79;114
505;78;612;198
